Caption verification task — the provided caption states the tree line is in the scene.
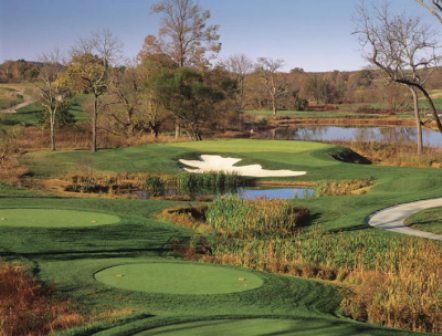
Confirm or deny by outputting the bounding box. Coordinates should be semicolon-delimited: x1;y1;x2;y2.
1;0;441;154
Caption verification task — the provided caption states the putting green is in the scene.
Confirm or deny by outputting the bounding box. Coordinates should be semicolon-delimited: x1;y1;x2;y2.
95;262;264;295
0;209;120;227
134;318;379;336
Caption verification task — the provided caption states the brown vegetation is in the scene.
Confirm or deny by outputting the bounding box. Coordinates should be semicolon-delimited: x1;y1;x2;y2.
347;141;442;168
163;203;442;334
0;263;83;336
316;178;374;196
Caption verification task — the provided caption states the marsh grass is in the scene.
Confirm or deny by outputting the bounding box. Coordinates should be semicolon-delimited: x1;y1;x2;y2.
64;172;250;199
316;178;374;196
176;172;250;195
196;230;442;333
206;196;310;238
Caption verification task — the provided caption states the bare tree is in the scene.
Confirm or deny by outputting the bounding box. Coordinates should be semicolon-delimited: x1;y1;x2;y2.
37;50;70;151
146;0;221;69
223;54;254;123
256;57;286;116
355;2;442;154
107;65;143;138
67;30;122;152
416;0;442;23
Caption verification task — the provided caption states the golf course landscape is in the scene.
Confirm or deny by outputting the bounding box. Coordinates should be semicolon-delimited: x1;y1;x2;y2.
2;0;442;334
1;139;442;335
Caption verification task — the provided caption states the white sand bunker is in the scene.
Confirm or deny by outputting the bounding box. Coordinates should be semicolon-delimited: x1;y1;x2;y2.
179;155;306;177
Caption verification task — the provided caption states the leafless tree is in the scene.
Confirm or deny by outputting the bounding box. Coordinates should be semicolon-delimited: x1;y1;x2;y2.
355;2;442;154
107;65;143;138
416;0;442;23
147;0;221;69
68;30;122;152
223;54;254;121
256;57;286;116
37;50;69;151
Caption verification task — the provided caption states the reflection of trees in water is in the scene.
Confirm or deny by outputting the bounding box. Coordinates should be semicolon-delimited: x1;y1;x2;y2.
291;127;326;141
260;126;441;146
377;127;416;144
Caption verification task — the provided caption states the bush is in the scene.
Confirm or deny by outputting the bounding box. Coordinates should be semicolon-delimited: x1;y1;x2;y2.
0;263;83;335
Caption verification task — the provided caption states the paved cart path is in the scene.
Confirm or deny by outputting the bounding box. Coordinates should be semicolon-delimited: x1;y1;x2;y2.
368;197;442;241
0;90;35;114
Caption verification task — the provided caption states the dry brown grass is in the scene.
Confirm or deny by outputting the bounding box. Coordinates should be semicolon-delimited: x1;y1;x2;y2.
341;239;442;333
316;178;374;196
0;263;83;336
0;158;29;186
168;212;442;334
346;141;442;168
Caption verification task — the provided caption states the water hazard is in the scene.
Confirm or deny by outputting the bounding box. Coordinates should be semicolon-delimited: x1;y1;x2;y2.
257;126;442;147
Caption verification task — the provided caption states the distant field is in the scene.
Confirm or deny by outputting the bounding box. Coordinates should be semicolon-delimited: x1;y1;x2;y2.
0;86;24;109
0;96;88;127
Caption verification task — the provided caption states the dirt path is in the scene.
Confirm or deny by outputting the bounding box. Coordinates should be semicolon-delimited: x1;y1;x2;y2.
368;198;442;240
0;90;35;114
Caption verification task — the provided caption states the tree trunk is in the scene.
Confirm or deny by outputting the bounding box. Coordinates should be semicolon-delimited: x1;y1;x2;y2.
50;121;56;151
92;95;98;152
410;87;423;156
419;86;442;133
175;121;181;139
50;107;56;151
398;80;442;133
271;88;277;116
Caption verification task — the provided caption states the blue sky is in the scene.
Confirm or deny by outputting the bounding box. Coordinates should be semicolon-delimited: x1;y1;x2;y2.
0;0;440;72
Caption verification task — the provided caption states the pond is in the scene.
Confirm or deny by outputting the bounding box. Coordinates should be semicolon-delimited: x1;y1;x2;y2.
237;187;315;200
257;126;442;147
131;186;315;200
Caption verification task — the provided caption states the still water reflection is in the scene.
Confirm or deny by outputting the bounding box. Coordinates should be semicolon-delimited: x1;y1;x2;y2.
257;126;442;147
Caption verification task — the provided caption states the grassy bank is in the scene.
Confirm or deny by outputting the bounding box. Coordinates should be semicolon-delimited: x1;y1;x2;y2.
405;207;442;234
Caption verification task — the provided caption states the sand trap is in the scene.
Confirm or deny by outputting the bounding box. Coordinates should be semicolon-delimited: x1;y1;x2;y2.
179;155;306;177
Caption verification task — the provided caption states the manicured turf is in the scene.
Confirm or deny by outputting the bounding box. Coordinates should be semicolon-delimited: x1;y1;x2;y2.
2;139;441;335
0;208;120;228
133;318;408;336
405;207;442;234
95;262;263;295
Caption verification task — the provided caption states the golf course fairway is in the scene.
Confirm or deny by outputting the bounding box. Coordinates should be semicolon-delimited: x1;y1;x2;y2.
94;262;264;295
0;209;121;227
133;318;400;336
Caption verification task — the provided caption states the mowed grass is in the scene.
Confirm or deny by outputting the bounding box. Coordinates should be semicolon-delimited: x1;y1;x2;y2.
405;207;442;234
131;318;415;336
95;262;264;295
0;86;23;109
0;208;120;228
20;139;442;233
21;140;342;177
0;195;422;335
3;140;442;335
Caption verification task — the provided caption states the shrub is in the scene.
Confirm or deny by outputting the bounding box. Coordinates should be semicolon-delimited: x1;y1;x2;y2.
0;263;83;335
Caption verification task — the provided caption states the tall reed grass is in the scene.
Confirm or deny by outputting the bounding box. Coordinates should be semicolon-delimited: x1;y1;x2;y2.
176;172;249;195
196;230;442;333
206;196;310;238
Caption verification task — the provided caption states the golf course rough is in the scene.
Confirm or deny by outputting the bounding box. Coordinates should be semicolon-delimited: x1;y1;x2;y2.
0;209;121;228
94;262;264;295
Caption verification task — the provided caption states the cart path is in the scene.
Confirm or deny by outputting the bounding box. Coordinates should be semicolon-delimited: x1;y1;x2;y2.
0;90;35;114
368;197;442;240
